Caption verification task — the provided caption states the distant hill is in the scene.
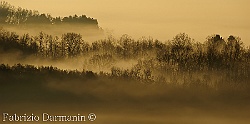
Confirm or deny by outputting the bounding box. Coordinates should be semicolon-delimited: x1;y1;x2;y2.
0;1;103;40
0;1;99;27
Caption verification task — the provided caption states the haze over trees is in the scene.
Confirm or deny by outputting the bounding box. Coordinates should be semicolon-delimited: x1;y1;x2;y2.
0;1;98;26
0;1;249;102
1;1;250;123
1;27;250;88
0;1;103;42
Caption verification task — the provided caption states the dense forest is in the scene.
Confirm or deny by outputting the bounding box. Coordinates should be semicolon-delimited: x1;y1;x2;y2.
1;29;250;124
1;1;250;123
0;1;103;42
1;27;250;92
0;1;99;26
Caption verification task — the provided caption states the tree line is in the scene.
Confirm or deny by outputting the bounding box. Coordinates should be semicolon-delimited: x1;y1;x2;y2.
1;28;249;68
1;27;250;90
0;1;98;26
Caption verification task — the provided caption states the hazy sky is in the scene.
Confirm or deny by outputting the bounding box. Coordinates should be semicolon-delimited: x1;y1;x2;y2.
4;0;250;44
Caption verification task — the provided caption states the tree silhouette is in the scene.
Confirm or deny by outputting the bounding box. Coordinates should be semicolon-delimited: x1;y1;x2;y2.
0;1;100;29
61;33;82;58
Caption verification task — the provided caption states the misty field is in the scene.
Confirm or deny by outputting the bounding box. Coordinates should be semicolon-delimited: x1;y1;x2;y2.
1;1;250;124
1;27;250;123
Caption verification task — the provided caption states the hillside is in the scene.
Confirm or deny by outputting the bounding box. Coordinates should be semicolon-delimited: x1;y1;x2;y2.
0;1;98;26
0;1;103;40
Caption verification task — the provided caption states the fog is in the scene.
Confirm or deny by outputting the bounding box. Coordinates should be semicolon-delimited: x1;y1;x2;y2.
1;48;250;124
4;0;250;45
2;24;105;43
1;1;250;124
0;47;138;73
1;74;250;124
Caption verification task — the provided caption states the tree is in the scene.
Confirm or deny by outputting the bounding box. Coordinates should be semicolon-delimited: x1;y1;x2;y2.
61;33;83;58
0;1;11;23
171;33;193;68
225;35;243;60
205;34;226;69
118;34;134;58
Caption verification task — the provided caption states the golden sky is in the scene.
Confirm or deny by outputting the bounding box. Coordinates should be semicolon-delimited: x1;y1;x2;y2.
4;0;250;44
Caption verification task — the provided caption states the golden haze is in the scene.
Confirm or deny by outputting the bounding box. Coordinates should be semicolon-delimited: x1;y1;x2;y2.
4;0;250;44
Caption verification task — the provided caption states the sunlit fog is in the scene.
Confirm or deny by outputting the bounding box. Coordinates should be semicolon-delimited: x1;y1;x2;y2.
1;1;250;124
4;0;250;44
